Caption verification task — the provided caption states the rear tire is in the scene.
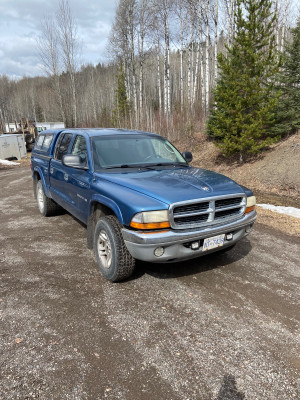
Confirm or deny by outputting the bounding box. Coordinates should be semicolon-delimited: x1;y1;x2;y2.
36;180;60;217
94;215;135;282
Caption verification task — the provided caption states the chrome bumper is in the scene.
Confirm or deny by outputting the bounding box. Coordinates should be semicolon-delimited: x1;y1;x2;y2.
122;211;256;263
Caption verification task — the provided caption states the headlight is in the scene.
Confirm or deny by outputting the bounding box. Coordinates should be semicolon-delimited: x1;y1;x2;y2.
130;210;170;230
245;196;256;214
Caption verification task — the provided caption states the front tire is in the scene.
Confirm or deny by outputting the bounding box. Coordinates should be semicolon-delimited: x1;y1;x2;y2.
94;215;135;282
36;180;60;217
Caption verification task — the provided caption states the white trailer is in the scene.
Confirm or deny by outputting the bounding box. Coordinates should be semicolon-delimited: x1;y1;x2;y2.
0;134;27;160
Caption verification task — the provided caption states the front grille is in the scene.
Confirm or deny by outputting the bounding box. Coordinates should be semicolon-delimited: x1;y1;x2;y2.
174;214;209;226
215;197;242;209
215;208;241;220
173;202;210;215
170;195;246;229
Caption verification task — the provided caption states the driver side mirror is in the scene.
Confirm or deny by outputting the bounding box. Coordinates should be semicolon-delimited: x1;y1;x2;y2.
62;154;88;170
182;151;193;163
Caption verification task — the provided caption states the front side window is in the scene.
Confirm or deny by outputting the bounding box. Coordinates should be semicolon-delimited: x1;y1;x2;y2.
71;135;87;163
91;135;186;170
55;133;73;161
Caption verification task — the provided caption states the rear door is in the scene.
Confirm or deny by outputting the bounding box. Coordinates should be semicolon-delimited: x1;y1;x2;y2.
31;133;55;188
66;134;92;222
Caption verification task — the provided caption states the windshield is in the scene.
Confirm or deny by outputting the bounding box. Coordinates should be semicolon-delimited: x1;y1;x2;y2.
91;135;187;170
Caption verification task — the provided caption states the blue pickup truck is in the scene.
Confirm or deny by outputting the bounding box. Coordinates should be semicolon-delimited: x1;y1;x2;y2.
31;128;256;282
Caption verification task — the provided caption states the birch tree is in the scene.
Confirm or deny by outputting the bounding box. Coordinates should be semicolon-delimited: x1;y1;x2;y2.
36;17;66;124
56;0;80;127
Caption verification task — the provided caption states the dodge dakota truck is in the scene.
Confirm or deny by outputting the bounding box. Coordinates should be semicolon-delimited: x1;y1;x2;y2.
31;128;256;282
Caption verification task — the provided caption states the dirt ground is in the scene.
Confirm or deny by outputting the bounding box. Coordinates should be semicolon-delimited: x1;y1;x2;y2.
0;167;299;399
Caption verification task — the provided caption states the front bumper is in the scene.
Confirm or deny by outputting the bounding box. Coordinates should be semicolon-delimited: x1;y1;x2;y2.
122;211;256;263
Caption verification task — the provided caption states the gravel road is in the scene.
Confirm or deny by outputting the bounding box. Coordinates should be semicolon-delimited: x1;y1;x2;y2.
0;167;299;400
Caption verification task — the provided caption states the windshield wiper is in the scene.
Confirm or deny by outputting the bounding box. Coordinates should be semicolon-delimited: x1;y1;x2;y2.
102;162;189;170
141;162;189;168
103;164;135;170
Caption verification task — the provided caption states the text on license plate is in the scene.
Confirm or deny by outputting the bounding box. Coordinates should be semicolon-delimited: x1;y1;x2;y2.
202;234;225;252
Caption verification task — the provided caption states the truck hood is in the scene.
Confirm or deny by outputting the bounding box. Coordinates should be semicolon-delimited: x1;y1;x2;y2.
95;166;245;205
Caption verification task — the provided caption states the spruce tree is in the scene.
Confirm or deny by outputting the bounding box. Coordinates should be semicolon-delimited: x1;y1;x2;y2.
207;0;280;162
112;63;131;127
272;18;300;137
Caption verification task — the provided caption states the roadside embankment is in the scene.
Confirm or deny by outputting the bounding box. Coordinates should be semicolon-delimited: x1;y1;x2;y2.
174;132;300;237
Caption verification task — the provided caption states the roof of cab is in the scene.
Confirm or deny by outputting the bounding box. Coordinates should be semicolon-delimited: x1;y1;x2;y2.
41;128;160;137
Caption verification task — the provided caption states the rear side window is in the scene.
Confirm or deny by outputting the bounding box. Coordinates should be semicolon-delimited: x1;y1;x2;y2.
41;134;54;151
34;134;45;150
55;133;73;161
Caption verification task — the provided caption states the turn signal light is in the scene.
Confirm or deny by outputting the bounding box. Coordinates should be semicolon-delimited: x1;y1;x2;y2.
130;221;170;230
245;205;255;214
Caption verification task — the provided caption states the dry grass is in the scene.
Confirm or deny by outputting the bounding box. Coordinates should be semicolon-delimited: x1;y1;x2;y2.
256;207;300;238
175;131;300;200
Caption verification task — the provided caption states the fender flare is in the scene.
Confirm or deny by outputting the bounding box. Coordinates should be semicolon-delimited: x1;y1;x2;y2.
33;167;51;198
89;194;124;225
86;195;124;249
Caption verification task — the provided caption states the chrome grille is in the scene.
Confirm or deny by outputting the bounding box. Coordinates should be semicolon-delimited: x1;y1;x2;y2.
173;202;210;215
170;194;246;229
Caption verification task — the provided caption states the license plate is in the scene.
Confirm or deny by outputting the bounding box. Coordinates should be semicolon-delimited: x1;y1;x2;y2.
202;234;225;252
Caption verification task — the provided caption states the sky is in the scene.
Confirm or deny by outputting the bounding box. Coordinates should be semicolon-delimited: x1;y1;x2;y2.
0;0;117;79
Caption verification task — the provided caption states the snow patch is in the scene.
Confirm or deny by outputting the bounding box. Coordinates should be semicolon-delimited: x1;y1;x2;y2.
0;159;19;166
257;204;300;219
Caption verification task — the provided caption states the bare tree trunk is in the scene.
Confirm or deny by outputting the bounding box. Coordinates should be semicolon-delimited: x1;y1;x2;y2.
36;16;66;124
124;60;131;102
157;43;162;115
191;41;194;105
197;0;205;111
178;0;185;111
275;0;279;51
163;0;171;118
57;0;79;127
192;43;200;105
228;0;234;46
200;51;205;110
138;0;150;125
205;0;210;113
55;76;66;123
281;0;288;52
128;1;138;127
214;0;218;83
90;69;97;124
180;47;184;110
139;56;143;124
188;42;191;106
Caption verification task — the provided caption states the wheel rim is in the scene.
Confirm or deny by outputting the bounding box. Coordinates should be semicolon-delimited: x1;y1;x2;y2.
97;230;112;269
37;184;44;213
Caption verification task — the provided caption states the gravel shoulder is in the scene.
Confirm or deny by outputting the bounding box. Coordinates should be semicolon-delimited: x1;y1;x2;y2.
0;167;299;399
